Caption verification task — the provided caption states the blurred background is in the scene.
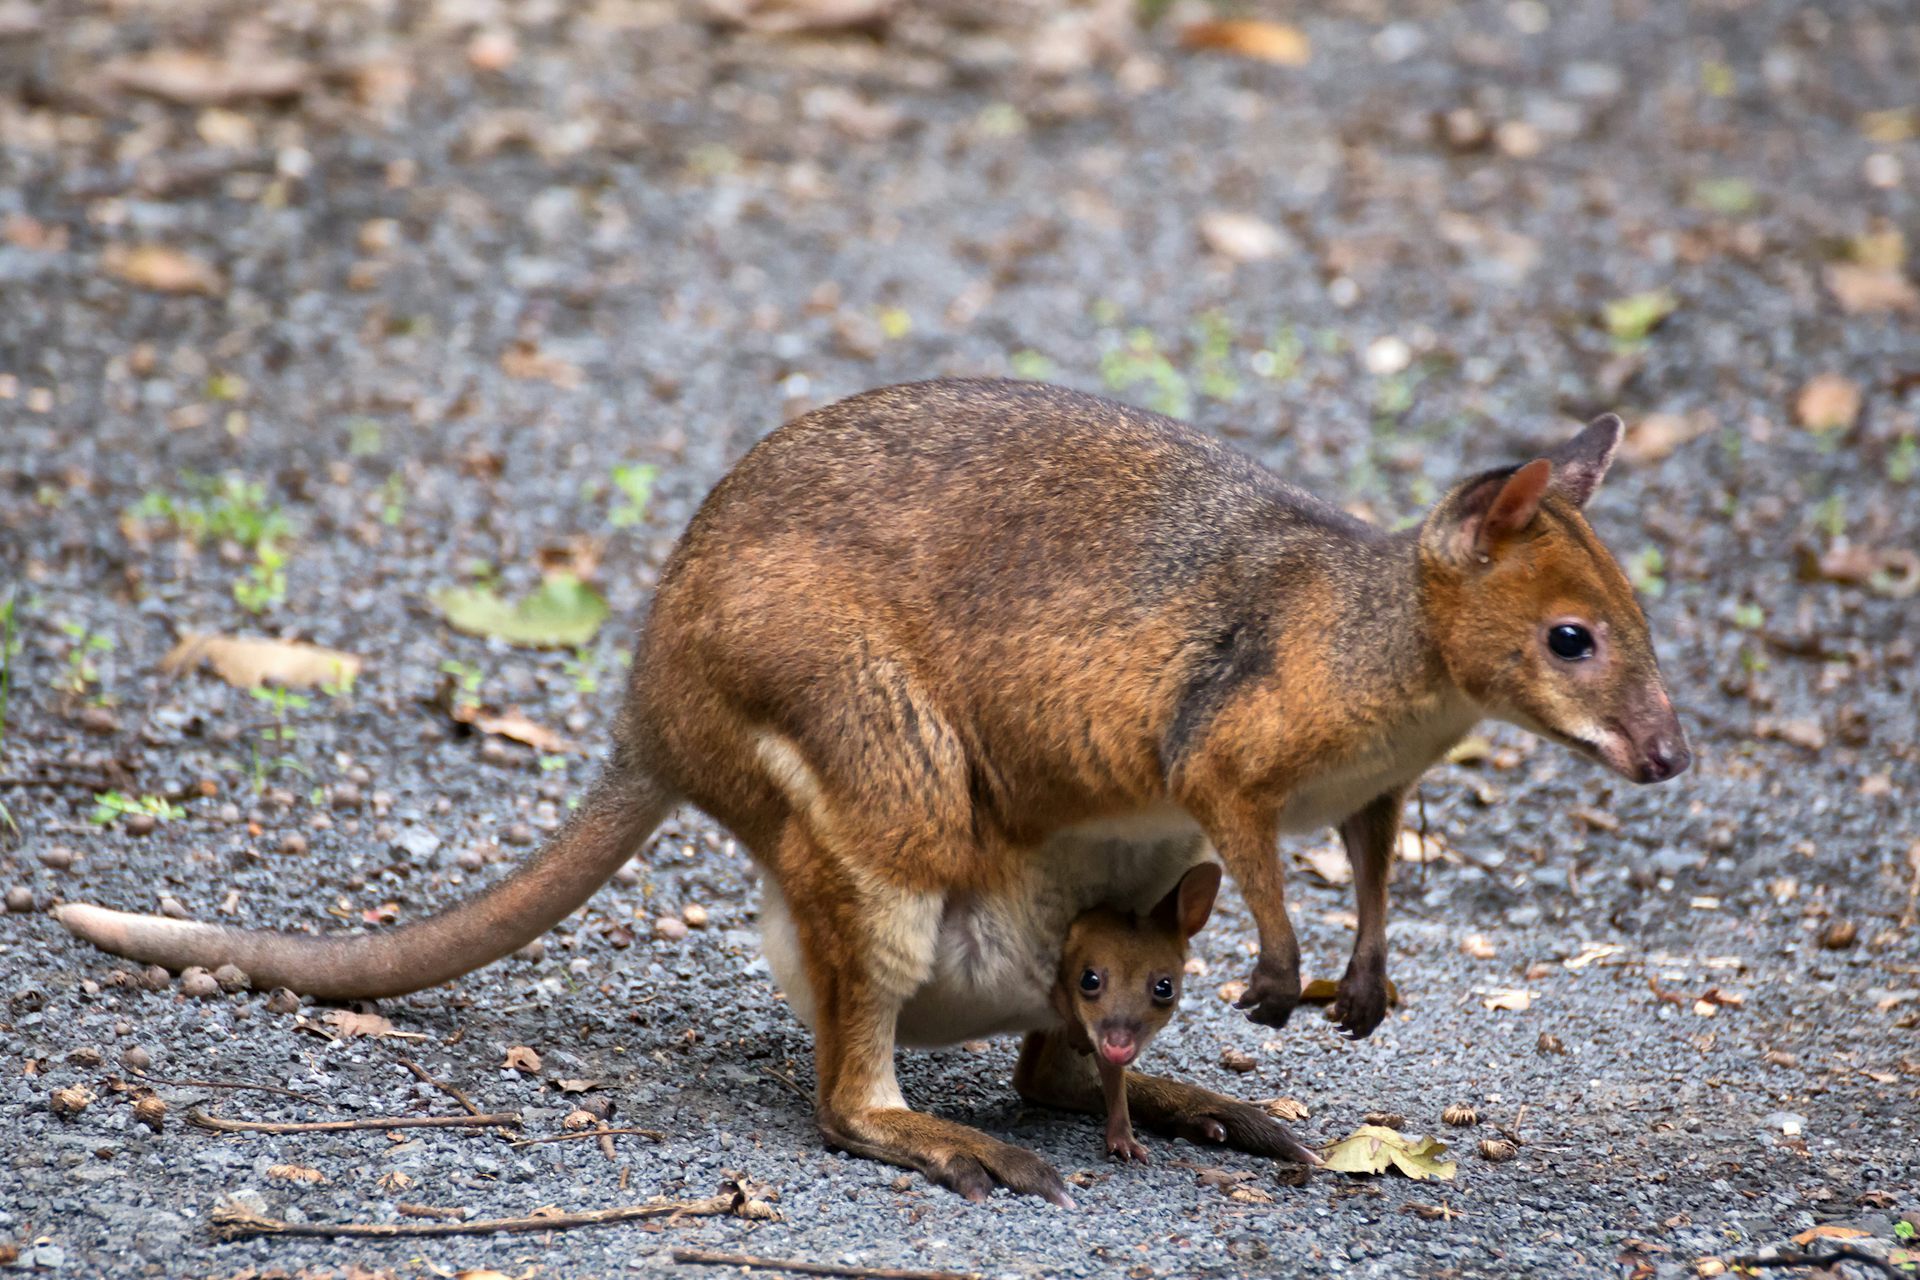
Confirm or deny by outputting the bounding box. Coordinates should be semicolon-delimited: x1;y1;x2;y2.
1;1;1916;1275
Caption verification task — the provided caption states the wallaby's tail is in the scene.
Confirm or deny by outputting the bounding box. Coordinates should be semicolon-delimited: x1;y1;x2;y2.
54;765;677;1000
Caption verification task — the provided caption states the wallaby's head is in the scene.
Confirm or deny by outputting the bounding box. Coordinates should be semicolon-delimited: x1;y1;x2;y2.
1419;415;1690;785
1054;863;1221;1068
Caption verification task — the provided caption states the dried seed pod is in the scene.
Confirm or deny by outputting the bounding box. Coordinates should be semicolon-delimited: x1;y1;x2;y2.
1537;1032;1567;1055
1819;919;1857;950
1478;1137;1518;1162
1262;1097;1309;1121
179;967;220;998
562;1109;597;1131
140;965;171;991
50;1085;95;1118
1221;1049;1258;1073
134;1095;167;1132
1363;1111;1406;1130
265;988;301;1015
212;964;251;993
1442;1103;1479;1127
122;1046;152;1071
68;1046;104;1068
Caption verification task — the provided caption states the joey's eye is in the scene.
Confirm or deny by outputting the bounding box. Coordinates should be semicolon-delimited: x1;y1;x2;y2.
1152;977;1176;1003
1079;969;1102;996
1547;624;1596;662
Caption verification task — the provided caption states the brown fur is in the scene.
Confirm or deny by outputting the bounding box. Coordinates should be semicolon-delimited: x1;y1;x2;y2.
57;379;1688;1202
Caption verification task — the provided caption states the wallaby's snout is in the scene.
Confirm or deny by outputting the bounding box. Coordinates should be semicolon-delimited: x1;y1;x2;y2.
1612;685;1691;784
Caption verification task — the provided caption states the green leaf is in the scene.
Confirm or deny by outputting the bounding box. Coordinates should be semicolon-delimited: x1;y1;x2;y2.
1321;1125;1457;1181
1602;289;1678;346
431;574;609;649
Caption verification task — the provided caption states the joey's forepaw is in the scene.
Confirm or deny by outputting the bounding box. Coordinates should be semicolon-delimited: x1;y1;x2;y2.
1329;971;1390;1039
1234;960;1302;1028
1106;1133;1150;1164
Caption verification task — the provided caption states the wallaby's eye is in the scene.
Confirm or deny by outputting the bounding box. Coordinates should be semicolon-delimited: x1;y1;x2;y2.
1151;977;1175;1003
1079;969;1102;997
1547;624;1596;662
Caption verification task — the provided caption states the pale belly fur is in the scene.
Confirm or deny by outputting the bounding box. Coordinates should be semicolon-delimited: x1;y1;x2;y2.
760;822;1215;1049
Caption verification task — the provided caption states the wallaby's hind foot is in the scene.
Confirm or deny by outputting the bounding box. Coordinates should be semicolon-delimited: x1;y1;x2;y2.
821;1108;1074;1206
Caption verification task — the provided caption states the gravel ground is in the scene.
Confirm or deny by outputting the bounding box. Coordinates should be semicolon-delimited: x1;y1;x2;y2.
3;1;1918;1276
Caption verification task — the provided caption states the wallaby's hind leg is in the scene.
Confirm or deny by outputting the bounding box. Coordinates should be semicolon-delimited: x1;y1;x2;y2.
779;823;1073;1206
1014;1030;1322;1167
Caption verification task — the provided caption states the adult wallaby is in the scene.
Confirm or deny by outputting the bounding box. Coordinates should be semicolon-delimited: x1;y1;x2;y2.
57;379;1689;1204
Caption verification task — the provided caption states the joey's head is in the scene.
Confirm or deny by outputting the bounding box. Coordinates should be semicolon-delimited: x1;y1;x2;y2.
1054;863;1221;1068
1418;414;1690;785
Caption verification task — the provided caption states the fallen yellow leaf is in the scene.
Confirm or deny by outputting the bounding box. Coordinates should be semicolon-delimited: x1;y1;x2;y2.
1179;19;1311;66
162;633;364;689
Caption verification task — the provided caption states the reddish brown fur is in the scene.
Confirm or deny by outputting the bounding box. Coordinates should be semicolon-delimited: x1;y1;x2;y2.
57;379;1688;1203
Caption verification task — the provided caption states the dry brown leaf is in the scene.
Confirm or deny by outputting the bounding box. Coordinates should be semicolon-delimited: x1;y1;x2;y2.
503;1045;542;1074
1197;210;1290;263
1790;1224;1872;1246
1795;373;1862;432
1297;844;1351;886
102;244;224;295
1220;1048;1257;1073
500;340;584;389
265;1164;326;1184
1217;979;1249;1004
1396;829;1448;864
1482;989;1533;1013
1461;934;1496;960
1823;263;1919;314
161;633;364;690
1180;19;1311;66
103;50;309;105
467;710;583;756
555;1078;604;1094
1621;412;1712;465
1301;976;1402;1007
323;1009;424;1041
698;0;895;34
1261;1097;1309;1121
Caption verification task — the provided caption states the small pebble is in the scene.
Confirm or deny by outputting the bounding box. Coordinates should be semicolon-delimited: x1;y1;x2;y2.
1819;919;1857;950
653;916;690;942
279;833;309;856
179;967;220;998
158;896;188;919
682;903;709;928
1537;1032;1567;1055
265;988;301;1014
504;823;536;847
122;1046;152;1070
515;939;546;963
5;886;33;913
124;813;157;836
1220;1048;1257;1073
38;845;77;871
78;706;121;735
140;965;171;991
218;803;242;824
331;783;364;810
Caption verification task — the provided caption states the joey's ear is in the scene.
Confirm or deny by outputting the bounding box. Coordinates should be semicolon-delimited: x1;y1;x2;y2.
1152;863;1221;940
1426;459;1553;566
1484;458;1553;542
1545;413;1623;507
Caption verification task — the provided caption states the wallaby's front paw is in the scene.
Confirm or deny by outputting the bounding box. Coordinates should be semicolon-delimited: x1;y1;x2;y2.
1106;1128;1150;1164
1329;964;1390;1039
1234;957;1302;1027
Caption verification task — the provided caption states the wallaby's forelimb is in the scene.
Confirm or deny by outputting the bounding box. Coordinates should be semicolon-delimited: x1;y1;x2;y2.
55;765;676;1000
1331;789;1405;1039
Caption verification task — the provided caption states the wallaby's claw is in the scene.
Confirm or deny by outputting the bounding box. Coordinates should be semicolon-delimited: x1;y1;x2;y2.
1106;1133;1151;1164
1329;971;1390;1040
1234;958;1302;1028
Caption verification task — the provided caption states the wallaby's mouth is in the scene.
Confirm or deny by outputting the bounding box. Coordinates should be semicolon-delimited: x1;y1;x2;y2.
1097;1029;1139;1066
1577;720;1692;785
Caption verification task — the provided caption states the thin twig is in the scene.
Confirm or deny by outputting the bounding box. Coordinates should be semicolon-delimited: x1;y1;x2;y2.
761;1065;810;1103
672;1251;983;1280
127;1070;328;1107
395;1204;469;1221
511;1126;666;1148
189;1108;519;1134
396;1058;483;1116
1722;1246;1902;1278
210;1189;743;1241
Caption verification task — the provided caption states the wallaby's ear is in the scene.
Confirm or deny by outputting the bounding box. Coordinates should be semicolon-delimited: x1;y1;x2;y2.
1152;862;1221;940
1425;458;1555;566
1483;458;1553;542
1545;413;1623;507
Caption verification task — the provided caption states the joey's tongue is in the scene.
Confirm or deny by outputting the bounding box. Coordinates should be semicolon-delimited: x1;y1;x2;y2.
1099;1035;1137;1066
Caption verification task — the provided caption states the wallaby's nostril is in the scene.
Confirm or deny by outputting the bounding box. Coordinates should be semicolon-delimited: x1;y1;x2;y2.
1643;737;1692;782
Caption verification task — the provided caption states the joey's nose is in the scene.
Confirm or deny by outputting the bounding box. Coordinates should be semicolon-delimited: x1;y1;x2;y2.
1098;1030;1137;1065
1640;734;1691;783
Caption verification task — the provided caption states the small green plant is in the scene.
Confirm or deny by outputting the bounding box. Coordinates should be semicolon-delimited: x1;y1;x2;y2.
1812;492;1846;540
609;464;659;529
1603;290;1678;350
562;648;599;695
1191;311;1241;403
129;473;288;552
1629;546;1667;598
876;307;912;341
1731;602;1765;630
90;792;186;825
1888;437;1918;485
1009;350;1055;381
440;659;485;714
243;685;312;793
58;621;112;696
380;472;407;526
1100;328;1193;419
1251;326;1302;381
346;417;384;458
234;544;288;614
1372;372;1416;423
538;753;569;773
